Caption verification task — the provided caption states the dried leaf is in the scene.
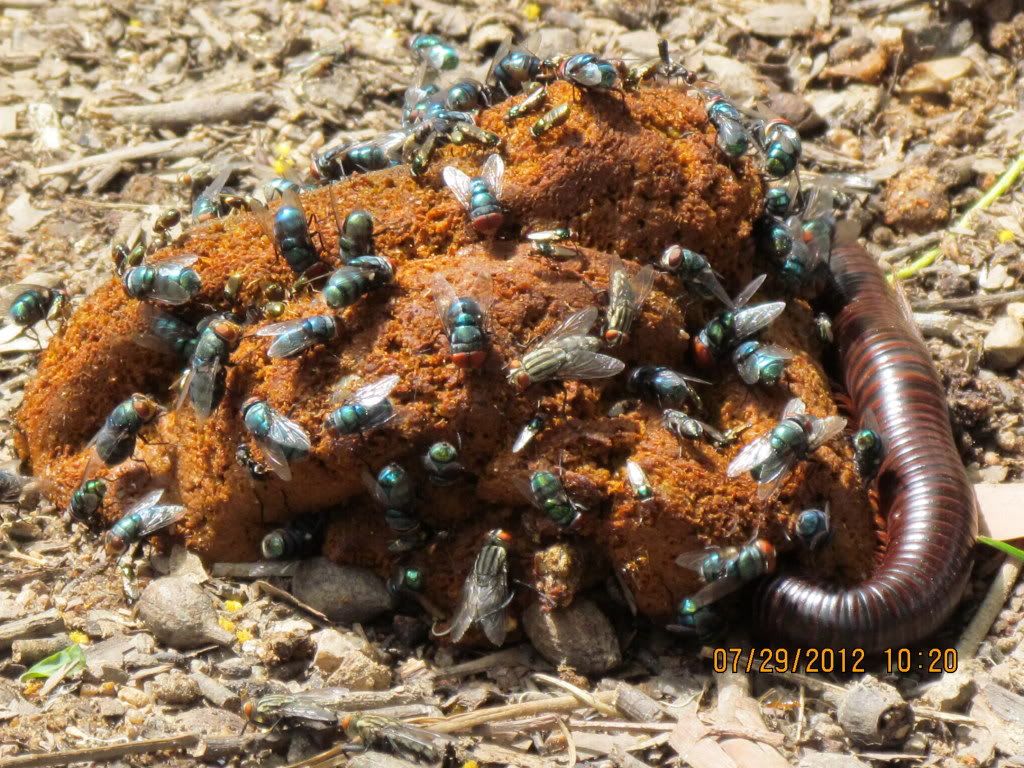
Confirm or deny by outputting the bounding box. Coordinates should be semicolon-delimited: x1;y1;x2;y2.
901;57;973;94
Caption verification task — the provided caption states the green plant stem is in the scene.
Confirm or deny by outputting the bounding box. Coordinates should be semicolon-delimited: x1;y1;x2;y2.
891;150;1024;282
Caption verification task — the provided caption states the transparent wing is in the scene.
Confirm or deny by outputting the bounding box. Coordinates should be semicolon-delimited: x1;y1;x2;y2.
631;264;656;309
133;304;191;356
136;504;187;538
267;413;311;457
626;460;648;490
573;61;605;87
736;355;763;386
277;702;338;723
353;374;400;407
808;415;847;450
675;547;720;571
188;358;224;419
403;63;435;111
482;154;504;199
731;301;786;339
726;435;774;477
256;319;306;337
258;439;292;482
781;398;806;419
124;489;165;517
362;468;390;508
485;37;513;88
760;343;794;360
553;350;626;381
732;273;767;309
157;253;200;270
692;269;731;308
430;274;458;333
442;166;473;210
249;199;275;240
329;374;362;404
478;583;513;646
754;457;796;501
690;573;743;607
174;367;195;412
541;306;599;345
199;166;231;202
281;187;305;219
450;570;511;644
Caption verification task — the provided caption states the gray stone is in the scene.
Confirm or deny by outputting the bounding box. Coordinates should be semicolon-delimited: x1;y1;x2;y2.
984;316;1024;370
615;30;661;60
136;577;233;650
291;558;393;624
522;599;620;675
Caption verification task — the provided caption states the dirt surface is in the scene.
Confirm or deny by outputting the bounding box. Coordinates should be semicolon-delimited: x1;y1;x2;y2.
2;0;1024;766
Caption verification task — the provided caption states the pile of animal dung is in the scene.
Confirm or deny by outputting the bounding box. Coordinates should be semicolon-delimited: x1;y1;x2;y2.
16;79;873;629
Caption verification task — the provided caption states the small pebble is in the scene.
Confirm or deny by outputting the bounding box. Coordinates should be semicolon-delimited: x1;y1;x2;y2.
980;263;1012;291
117;686;152;708
150;670;201;706
984;316;1024;370
137;577;234;649
522;598;621;675
291;558;393;624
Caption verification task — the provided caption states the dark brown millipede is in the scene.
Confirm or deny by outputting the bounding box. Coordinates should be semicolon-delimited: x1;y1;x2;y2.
754;244;979;651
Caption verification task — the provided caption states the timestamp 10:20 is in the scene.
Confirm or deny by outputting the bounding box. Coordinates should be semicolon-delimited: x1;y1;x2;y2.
885;647;958;673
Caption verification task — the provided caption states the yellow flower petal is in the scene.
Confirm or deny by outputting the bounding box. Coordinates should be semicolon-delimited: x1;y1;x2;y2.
223;600;243;612
523;3;541;21
218;617;236;633
68;631;90;645
998;229;1015;243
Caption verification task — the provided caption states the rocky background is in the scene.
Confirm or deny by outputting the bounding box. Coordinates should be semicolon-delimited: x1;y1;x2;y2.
2;0;1024;766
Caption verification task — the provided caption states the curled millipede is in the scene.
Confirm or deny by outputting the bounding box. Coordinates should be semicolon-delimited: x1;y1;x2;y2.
754;244;978;651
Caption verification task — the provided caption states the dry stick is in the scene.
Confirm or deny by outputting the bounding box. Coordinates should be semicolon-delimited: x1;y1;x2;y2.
0;609;64;650
91;93;274;130
533;673;619;717
0;735;200;768
878;232;943;265
957;555;1024;659
211;561;298;579
38;140;209;177
253;579;330;624
911;288;1024;312
437;645;533;677
425;691;618;734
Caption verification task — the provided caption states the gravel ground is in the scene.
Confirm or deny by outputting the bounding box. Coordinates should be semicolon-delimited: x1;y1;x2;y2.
2;0;1024;766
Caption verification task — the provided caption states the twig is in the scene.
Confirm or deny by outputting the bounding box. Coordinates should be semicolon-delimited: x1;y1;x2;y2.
878;232;943;265
38;140;186;176
957;555;1023;659
436;645;532;677
279;745;346;768
893;149;1024;281
910;288;1024;312
0;609;64;651
557;716;577;767
91;94;273;130
423;691;617;734
253;579;329;624
0;735;200;768
211;561;298;579
533;673;620;717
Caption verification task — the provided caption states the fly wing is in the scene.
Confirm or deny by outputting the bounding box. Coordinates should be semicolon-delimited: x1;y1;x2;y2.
362;468;390;508
277;701;338;724
256;319;305;337
731;302;786;339
136;504;187;538
512;474;539;508
696;271;733;308
442;166;473;210
249;198;275;240
781;398;806;419
574;61;605;86
188;357;224;419
754;456;796;501
553;350;626;381
630;264;656;310
267;413;311;458
732;273;767;309
482;154;505;199
281;187;306;219
486;37;513;88
478;583;513;646
258;439;292;482
430;275;458;333
808;415;847;450
124;489;166;517
354;374;400;408
447;576;482;643
760;343;794;360
541;306;599;345
726;435;774;477
133;304;191;356
736;354;763;386
625;460;648;490
158;253;200;270
690;572;743;607
675;547;720;571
